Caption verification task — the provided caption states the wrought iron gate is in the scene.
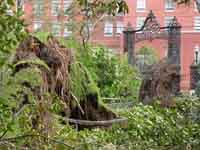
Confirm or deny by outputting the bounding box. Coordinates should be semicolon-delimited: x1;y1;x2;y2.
123;10;181;66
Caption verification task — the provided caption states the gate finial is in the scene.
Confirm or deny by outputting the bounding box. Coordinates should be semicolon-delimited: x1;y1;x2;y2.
142;10;160;33
168;16;181;28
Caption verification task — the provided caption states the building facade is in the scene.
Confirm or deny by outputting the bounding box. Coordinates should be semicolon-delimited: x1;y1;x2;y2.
20;0;200;91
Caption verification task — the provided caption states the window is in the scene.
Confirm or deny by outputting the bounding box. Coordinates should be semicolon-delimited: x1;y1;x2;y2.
165;0;175;11
136;17;145;30
52;22;61;36
164;16;174;26
116;21;124;35
194;17;200;32
104;22;113;36
63;0;72;16
63;22;72;37
34;21;42;31
33;1;43;17
51;0;61;16
136;0;146;11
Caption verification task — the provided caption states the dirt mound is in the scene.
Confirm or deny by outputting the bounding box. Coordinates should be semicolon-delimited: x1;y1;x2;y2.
139;60;180;106
13;35;119;129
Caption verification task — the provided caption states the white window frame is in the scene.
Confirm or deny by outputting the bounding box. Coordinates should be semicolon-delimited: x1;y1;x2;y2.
165;0;175;12
63;0;72;16
194;16;200;32
136;17;145;30
33;21;42;31
104;22;113;37
116;21;124;35
52;22;61;36
33;1;43;17
51;0;61;16
136;0;146;12
63;22;72;37
164;16;174;27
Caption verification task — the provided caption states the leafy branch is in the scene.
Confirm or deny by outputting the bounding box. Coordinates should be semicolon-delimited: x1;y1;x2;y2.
0;134;74;149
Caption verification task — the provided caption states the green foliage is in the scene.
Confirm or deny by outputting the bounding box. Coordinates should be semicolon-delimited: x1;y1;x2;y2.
14;58;50;71
78;46;141;101
1;97;199;149
69;61;100;106
1;92;200;149
136;46;159;68
1;1;199;149
0;0;30;142
76;0;129;16
0;67;42;140
33;32;51;43
0;0;26;67
45;97;200;150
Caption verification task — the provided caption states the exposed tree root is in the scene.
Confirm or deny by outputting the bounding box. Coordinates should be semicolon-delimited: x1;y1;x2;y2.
13;35;125;129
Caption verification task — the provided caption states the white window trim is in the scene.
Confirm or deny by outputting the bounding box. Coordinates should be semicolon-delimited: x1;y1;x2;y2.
136;17;145;30
194;16;200;32
33;1;44;17
52;22;61;37
116;21;124;36
164;16;174;27
63;22;72;37
33;21;43;31
165;9;175;12
136;0;146;12
51;0;61;16
104;22;113;37
165;0;175;12
63;29;72;37
63;0;72;16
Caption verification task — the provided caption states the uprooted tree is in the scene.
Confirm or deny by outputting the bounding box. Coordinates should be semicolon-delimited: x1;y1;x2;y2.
12;35;127;131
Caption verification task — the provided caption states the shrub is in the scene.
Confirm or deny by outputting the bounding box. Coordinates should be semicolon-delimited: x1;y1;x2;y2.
65;98;200;150
79;46;141;102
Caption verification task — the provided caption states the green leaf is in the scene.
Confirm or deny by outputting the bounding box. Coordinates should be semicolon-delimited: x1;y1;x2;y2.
14;59;50;71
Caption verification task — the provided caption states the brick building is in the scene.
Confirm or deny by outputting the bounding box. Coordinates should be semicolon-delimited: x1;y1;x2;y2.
19;0;200;91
